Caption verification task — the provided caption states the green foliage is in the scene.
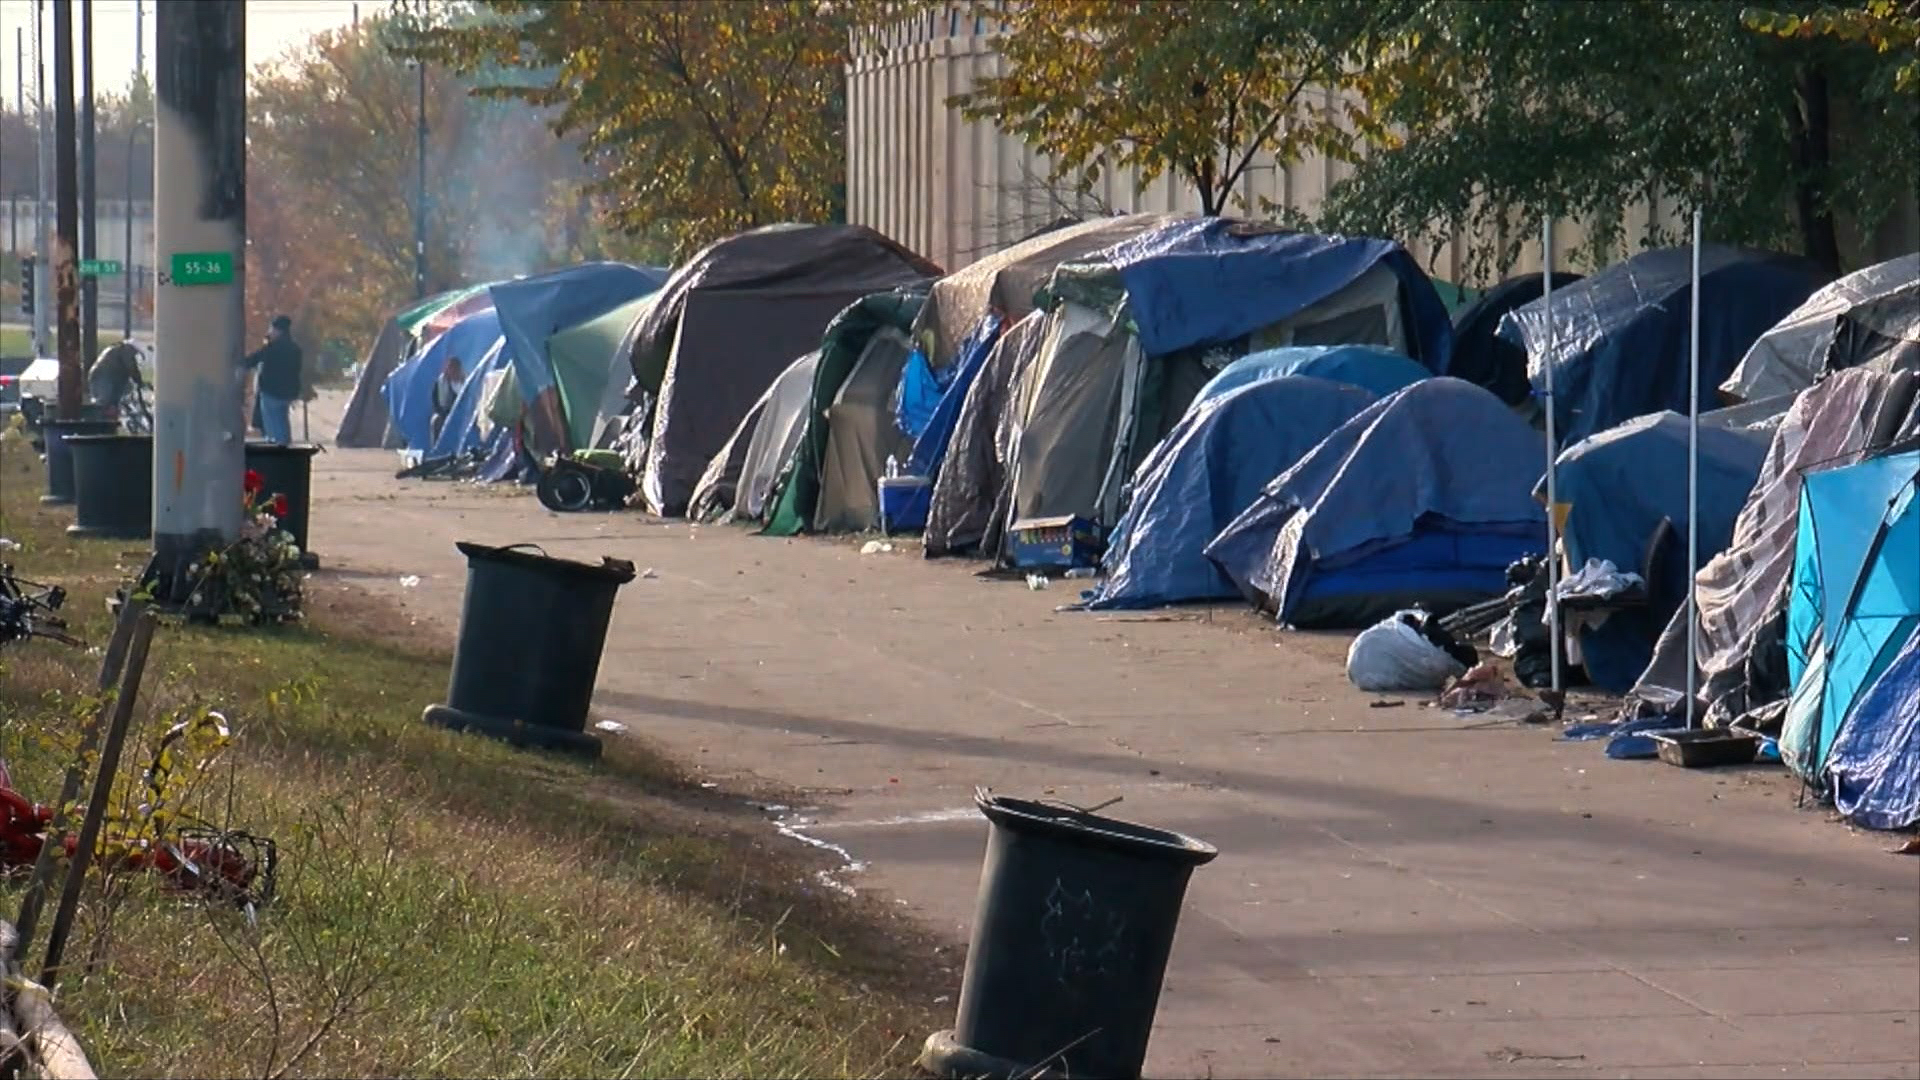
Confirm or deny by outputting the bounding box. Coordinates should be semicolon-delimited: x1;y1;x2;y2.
1746;1;1920;91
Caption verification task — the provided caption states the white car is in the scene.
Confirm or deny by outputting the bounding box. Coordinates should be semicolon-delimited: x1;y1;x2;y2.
7;356;60;403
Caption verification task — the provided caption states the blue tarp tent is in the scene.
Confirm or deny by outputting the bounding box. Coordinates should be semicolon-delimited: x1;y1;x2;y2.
1087;376;1379;610
1206;378;1549;627
428;335;509;460
1546;411;1771;691
1497;246;1830;446
1191;345;1428;413
1085;219;1455;372
382;308;502;452
488;262;669;455
1783;449;1920;784
1826;624;1920;830
881;315;1007;532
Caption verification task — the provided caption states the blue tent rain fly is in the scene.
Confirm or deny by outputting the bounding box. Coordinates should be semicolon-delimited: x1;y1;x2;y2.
428;335;510;460
1190;345;1428;414
1206;378;1549;628
1825;624;1920;830
1088;375;1379;610
383;308;502;453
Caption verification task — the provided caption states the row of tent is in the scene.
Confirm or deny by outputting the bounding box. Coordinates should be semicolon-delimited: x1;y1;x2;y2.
336;216;1918;831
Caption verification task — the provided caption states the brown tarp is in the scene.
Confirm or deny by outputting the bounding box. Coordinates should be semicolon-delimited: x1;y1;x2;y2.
334;319;407;448
814;328;916;532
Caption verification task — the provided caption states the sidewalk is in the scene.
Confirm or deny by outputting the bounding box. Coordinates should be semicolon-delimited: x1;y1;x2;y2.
310;445;1919;1079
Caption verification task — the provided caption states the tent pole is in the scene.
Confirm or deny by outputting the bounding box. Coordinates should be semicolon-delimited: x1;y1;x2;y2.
1542;217;1561;695
1685;208;1702;730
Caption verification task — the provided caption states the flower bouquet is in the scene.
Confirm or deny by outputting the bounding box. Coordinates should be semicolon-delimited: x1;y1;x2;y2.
182;469;305;625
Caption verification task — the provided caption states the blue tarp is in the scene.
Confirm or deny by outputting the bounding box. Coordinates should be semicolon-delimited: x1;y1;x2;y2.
906;314;1003;478
1094;219;1455;371
381;309;502;452
1498;246;1830;446
488;262;669;442
428;335;509;460
1784;450;1920;782
1546;412;1771;691
1191;345;1428;414
1206;378;1549;627
894;347;951;440
1088;376;1379;610
1827;624;1920;830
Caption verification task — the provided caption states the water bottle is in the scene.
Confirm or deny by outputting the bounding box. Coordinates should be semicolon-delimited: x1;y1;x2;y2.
885;454;900;480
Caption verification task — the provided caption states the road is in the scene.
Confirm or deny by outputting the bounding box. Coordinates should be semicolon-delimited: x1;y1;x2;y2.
307;405;1919;1079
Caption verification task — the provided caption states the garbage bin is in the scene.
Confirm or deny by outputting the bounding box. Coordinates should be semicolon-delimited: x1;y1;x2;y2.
422;542;636;759
65;433;153;540
40;417;120;505
920;792;1219;1080
246;441;321;568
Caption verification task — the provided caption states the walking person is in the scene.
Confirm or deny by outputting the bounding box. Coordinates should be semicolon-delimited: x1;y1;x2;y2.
243;314;304;445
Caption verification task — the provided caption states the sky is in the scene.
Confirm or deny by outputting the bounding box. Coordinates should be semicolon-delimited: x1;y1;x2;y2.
0;0;391;105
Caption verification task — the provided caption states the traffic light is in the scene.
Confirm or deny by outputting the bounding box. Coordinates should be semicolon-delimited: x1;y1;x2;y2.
18;255;32;317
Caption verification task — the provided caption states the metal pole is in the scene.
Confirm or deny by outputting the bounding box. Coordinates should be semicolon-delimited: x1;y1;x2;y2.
1685;208;1702;730
415;59;427;299
34;0;51;357
124;0;141;338
53;0;81;420
1541;217;1561;695
152;0;247;592
81;0;98;367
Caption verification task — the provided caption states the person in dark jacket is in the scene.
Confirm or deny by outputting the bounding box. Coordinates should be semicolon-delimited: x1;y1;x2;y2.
243;314;303;445
87;339;146;416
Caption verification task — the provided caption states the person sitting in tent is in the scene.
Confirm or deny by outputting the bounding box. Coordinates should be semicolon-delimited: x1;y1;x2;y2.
430;353;464;444
86;338;145;418
243;314;304;445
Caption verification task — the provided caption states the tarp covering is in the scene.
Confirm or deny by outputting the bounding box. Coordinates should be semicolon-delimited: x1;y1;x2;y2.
1783;449;1920;782
1826;623;1920;830
383;308;501;452
907;315;1003;478
1631;368;1920;723
1499;246;1831;446
922;310;1051;557
1087;376;1379;610
625;224;940;515
1053;218;1455;371
548;294;657;451
1206;378;1549;627
336;318;408;447
816;327;917;532
1722;253;1920;403
428;335;509;459
490;262;669;457
1545;411;1770;691
400;284;492;336
689;350;821;523
1449;272;1584;405
1192;345;1428;412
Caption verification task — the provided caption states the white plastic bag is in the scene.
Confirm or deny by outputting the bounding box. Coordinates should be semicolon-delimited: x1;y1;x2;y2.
1346;611;1469;692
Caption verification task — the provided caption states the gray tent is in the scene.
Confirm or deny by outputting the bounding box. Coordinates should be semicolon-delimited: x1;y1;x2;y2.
1721;253;1920;403
815;328;916;532
623;223;941;516
923;310;1052;558
335;319;408;447
689;350;820;524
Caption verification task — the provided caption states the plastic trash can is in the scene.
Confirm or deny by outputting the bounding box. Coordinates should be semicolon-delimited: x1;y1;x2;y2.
246;441;321;567
422;542;636;758
920;792;1219;1080
40;417;120;504
65;433;153;540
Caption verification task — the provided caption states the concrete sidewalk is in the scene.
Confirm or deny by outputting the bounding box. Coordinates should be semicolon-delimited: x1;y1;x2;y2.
309;446;1919;1079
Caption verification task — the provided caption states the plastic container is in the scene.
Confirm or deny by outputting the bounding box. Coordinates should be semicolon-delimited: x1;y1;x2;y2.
246;441;321;566
1652;728;1762;768
920;792;1218;1080
422;542;636;758
40;417;120;505
65;433;152;540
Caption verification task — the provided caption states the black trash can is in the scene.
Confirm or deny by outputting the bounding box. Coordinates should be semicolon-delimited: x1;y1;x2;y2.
40;417;120;505
921;792;1219;1080
422;542;636;759
246;441;321;568
66;433;153;540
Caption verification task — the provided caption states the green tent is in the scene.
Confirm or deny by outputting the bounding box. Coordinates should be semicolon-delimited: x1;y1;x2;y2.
1429;278;1483;315
395;284;492;336
547;294;656;451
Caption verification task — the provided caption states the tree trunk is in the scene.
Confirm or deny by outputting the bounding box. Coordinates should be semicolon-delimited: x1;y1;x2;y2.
1193;156;1225;216
1787;64;1843;276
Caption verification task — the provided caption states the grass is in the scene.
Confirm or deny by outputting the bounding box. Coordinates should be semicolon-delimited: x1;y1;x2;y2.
0;325;30;358
0;433;948;1078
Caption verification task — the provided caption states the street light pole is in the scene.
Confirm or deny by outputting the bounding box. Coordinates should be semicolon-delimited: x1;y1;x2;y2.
415;58;427;300
81;0;99;367
124;0;142;338
33;0;51;358
53;0;81;420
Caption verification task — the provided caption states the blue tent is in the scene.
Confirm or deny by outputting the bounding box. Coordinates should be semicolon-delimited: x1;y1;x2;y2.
1826;624;1920;830
1783;449;1920;784
1497;246;1830;446
1546;411;1771;691
488;262;669;453
907;314;1002;478
1087;376;1379;610
1085;219;1455;372
1192;345;1428;413
382;308;502;452
1206;378;1549;627
428;335;509;459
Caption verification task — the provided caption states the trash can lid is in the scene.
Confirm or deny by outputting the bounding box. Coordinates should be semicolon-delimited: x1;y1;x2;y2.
63;432;149;445
455;541;638;585
976;791;1218;867
245;441;323;457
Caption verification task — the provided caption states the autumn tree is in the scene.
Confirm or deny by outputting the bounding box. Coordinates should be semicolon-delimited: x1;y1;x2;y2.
1747;1;1920;92
409;1;851;258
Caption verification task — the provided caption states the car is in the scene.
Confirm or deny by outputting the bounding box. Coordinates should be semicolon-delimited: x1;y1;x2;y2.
0;357;60;423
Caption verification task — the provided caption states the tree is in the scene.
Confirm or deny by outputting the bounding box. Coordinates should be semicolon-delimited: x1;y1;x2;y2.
935;1;1398;217
409;1;851;258
1319;1;1919;279
1746;1;1920;92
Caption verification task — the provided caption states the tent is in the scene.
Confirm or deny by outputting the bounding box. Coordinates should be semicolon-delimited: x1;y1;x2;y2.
1721;253;1920;403
922;310;1053;558
1448;272;1584;406
1190;345;1428;412
1498;246;1831;447
382;308;502;452
1086;376;1379;610
1545;410;1771;691
1629;368;1920;724
428;335;511;460
880;314;1010;533
335;318;409;447
489;262;669;457
1824;624;1920;830
761;289;927;534
1781;449;1920;788
688;350;821;523
1429;278;1484;314
1206;378;1549;628
547;293;658;451
623;224;940;516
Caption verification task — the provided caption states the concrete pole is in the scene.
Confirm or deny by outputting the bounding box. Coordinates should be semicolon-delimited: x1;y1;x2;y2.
151;0;246;591
53;0;81;420
34;0;51;357
81;0;98;366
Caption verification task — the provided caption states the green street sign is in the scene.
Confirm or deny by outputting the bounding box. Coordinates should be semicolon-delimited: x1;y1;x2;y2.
169;251;234;286
78;258;123;276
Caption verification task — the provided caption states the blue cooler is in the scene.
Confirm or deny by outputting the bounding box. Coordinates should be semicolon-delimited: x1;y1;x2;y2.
879;474;933;534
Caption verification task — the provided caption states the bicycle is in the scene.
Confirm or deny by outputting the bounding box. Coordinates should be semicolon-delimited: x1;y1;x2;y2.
0;564;85;649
